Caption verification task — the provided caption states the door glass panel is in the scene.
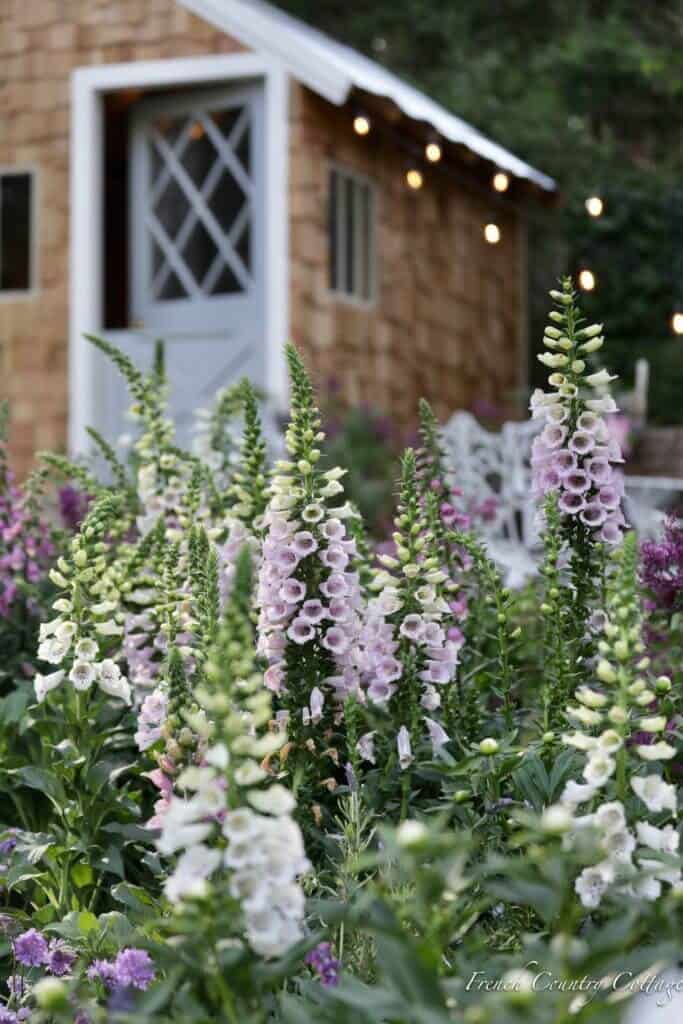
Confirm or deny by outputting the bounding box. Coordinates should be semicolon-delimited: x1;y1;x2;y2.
182;220;219;287
153;177;190;239
141;102;253;304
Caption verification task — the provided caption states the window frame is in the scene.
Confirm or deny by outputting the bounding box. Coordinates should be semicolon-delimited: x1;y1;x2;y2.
0;165;39;301
327;161;377;309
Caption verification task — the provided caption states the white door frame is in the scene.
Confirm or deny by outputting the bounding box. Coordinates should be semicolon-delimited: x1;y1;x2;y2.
69;53;289;455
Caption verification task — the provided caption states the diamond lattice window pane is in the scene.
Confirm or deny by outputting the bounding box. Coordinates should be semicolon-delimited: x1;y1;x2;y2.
235;125;251;175
155;115;187;147
210;264;240;295
158;269;188;301
207;169;246;231
209;109;242;141
235;221;251;274
182;122;217;189
153;177;190;240
182;220;219;288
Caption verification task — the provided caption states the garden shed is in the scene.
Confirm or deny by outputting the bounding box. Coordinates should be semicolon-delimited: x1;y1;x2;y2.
0;0;555;470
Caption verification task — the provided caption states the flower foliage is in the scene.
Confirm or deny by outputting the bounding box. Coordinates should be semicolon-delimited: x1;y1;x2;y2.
0;282;680;1024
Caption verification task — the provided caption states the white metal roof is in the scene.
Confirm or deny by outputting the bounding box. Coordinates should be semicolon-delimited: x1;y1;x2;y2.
179;0;556;193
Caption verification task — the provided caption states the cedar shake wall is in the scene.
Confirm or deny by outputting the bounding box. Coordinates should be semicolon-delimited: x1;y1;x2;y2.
0;0;246;473
289;83;526;428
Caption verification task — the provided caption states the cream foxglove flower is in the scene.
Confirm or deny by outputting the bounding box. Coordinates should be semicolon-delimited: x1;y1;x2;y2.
248;784;296;817
594;802;626;835
574;861;614;909
584;369;617;387
636;742;676;761
34;670;65;703
69;660;97;691
163;844;221;903
583;752;615;788
631;775;678;815
636;821;679;855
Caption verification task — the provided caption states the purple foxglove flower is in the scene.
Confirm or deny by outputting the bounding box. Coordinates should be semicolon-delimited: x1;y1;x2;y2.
558;491;585;515
606;438;624;463
367;680;396;704
397;726;413;770
375;655;402;683
274;546;298;572
399;614;425;642
300;599;326;624
541;423;567;449
421;685;441;711
597;484;621;510
577;411;602;434
327;597;352;621
554;449;577;473
287;618;316;645
568;430;595;456
447;625;465;648
280;578;306;603
322;627;350;654
580;502;608;528
425;717;449;753
538;466;561;493
321;518;345;541
264;663;285;693
563;469;590;494
423;621;445;646
309;687;324;724
600;519;623;545
292;531;318;557
357;732;376;764
584;457;612;485
320;575;348;599
320;545;349;571
420;661;452;685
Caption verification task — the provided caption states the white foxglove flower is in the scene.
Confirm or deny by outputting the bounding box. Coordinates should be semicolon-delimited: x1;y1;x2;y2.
248;784;296;817
234;761;267;786
424;717;449;754
636;822;679;855
540;805;573;835
97;660;131;703
222;808;259;842
601;828;635;863
38;637;71;665
69;660;97;691
54;620;77;641
631;775;678;815
396;820;428;847
595;802;626;835
34;670;65;703
74;638;98;662
94;620;124;636
164;844;221;903
596;730;622;754
584;396;618;414
561;731;597;752
561;779;598;807
574;862;614;909
156;799;213;855
357;732;376;764
584;369;617;387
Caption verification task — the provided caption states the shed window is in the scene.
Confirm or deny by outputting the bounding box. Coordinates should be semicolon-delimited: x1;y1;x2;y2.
329;167;375;302
0;172;34;293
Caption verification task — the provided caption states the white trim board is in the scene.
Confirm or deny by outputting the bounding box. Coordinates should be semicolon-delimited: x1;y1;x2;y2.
69;53;289;455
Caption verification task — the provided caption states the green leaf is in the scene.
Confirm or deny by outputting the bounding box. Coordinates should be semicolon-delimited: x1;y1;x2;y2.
11;766;65;802
71;863;94;888
111;882;157;913
78;911;99;935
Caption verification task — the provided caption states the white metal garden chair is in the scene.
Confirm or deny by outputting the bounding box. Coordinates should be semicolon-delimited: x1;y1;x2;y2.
440;410;683;587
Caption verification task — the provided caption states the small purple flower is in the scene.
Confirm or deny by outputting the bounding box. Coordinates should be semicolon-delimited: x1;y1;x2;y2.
279;578;306;603
554;449;577;473
305;942;342;987
114;948;156;990
87;958;118;987
14;928;48;967
47;939;77;976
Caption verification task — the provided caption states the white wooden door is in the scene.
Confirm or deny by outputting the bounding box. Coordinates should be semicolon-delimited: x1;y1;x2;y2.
98;83;265;445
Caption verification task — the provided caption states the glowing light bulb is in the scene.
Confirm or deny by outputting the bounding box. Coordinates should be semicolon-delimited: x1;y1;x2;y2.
353;114;371;136
425;140;442;163
493;172;510;193
406;168;423;190
585;196;604;217
484;223;501;244
673;312;683;336
579;269;596;291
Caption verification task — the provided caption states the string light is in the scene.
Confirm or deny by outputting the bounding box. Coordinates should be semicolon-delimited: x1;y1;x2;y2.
578;269;596;291
585;196;604;217
493;172;510;193
672;312;683;336
425;137;442;163
353;113;371;136
406;168;424;190
484;223;501;244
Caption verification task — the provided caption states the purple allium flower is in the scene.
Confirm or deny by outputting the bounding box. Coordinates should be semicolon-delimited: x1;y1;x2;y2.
14;928;48;966
640;517;683;609
47;939;77;976
113;948;156;990
305;942;342;987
